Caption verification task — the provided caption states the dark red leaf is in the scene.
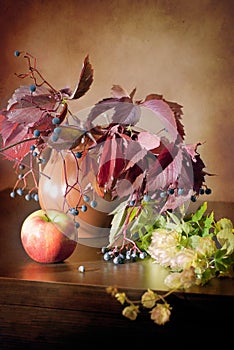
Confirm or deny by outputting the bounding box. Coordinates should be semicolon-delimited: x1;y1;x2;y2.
111;85;129;98
70;55;94;100
86;98;140;128
7;85;56;114
140;94;185;141
149;140;179;178
192;154;209;193
97;136;118;188
1;136;34;162
137;131;160;151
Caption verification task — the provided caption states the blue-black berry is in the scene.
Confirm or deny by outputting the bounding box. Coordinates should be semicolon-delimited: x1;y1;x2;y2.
205;188;212;195
10;191;16;198
33;129;40;137
90;200;97;208
75;152;82;159
81;205;87;212
52;117;60;125
190;195;197;202
29;84;36;92
14;50;20;57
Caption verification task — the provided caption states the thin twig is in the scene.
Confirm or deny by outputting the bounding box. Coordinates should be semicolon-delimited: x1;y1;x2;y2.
0;137;38;152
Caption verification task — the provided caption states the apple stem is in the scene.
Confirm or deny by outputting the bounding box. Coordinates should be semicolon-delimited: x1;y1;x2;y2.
44;213;51;222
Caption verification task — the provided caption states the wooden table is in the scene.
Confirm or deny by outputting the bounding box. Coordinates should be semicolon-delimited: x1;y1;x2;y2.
0;188;234;348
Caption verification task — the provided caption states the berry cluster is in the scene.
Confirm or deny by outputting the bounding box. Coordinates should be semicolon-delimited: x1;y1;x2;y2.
101;245;148;264
65;191;99;228
191;186;212;202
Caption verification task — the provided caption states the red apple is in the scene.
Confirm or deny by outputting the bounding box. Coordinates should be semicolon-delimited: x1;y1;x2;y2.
21;209;78;263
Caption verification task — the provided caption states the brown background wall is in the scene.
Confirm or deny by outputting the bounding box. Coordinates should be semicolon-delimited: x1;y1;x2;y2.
0;0;233;202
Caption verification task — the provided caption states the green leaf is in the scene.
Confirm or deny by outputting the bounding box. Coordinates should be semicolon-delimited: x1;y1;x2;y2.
181;221;192;235
191;201;207;222
109;200;128;245
215;248;227;259
203;211;214;233
217;228;234;254
129;206;139;222
218;218;233;229
214;249;234;272
166;211;181;226
200;268;216;285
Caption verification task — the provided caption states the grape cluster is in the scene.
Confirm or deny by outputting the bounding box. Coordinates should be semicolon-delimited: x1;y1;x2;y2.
101;246;148;264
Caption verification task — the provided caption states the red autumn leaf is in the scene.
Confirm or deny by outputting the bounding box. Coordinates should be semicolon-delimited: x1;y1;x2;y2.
1;134;35;162
192;153;211;194
165;99;185;140
1;121;28;147
184;142;202;161
148;139;179;181
0;116;35;162
70;55;94;100
0;115;17;145
137;131;160;151
86;98;119;128
7;85;56;113
182;143;214;194
124;159;148;189
124;140;148;172
1;85;57;139
86;98;141;128
111;101;141;126
148;147;184;190
97;134;126;189
140;94;185;141
111;85;130;99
